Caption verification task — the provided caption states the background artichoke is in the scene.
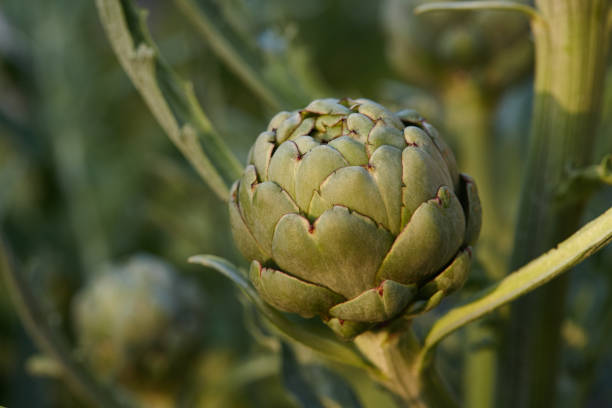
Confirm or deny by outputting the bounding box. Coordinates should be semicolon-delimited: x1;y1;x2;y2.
230;98;481;338
382;0;532;90
72;254;205;387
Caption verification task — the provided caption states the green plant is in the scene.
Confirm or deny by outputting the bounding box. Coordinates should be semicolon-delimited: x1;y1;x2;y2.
229;98;481;340
73;255;204;385
1;0;611;407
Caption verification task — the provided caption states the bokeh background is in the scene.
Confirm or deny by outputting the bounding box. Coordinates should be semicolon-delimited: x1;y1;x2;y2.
0;0;610;407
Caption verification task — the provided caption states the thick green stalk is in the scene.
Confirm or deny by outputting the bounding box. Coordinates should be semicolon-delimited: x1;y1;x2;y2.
442;76;502;408
354;325;458;408
443;75;509;278
575;278;612;407
500;1;611;407
463;322;497;408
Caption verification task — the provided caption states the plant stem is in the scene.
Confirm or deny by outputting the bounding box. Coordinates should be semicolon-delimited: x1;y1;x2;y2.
173;0;284;111
354;325;458;408
96;0;243;201
443;75;503;408
500;1;611;407
0;234;136;408
463;321;497;408
575;277;612;407
443;74;509;279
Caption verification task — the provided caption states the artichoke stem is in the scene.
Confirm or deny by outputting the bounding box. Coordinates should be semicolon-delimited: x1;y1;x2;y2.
443;74;501;408
500;1;611;407
443;74;508;277
354;324;458;408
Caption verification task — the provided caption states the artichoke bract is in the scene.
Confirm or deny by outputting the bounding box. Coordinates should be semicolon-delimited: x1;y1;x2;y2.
230;98;481;338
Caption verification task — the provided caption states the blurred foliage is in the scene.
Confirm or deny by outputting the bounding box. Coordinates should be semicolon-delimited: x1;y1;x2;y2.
0;0;610;407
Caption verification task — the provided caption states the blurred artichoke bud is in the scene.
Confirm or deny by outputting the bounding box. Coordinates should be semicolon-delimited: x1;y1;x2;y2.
230;98;481;339
73;254;205;384
382;0;532;88
437;26;483;65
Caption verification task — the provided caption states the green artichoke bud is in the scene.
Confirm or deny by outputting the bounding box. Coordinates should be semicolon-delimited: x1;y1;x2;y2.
230;98;481;338
382;0;532;89
72;254;205;385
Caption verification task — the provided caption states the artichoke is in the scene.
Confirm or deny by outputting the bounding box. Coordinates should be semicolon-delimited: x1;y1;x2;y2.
72;254;205;384
230;98;481;338
383;0;532;90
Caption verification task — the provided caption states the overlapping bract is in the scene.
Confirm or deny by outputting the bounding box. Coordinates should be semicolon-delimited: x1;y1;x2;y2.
230;98;481;338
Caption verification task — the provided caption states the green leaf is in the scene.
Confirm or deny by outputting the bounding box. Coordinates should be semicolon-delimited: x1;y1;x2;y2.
189;255;252;292
415;206;612;373
280;341;364;408
225;354;280;389
281;343;326;408
95;0;243;201
188;255;375;372
173;0;328;110
172;0;284;110
302;364;364;408
414;1;542;22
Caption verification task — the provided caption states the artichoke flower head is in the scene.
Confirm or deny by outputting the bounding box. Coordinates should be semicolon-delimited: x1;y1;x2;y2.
73;254;205;384
383;0;531;89
230;98;481;338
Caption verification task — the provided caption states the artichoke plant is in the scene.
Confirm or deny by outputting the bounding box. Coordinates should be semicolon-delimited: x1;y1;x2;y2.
72;254;205;385
230;98;481;338
383;0;532;90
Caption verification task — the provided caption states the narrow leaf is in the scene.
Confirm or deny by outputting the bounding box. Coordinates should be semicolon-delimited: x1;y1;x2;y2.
416;207;612;372
188;255;252;293
302;364;364;408
173;0;284;110
414;1;542;21
95;0;243;201
189;255;374;372
173;0;327;109
281;343;326;408
226;354;279;388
